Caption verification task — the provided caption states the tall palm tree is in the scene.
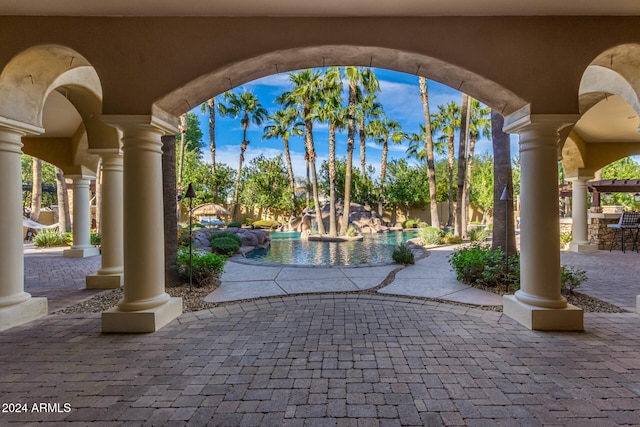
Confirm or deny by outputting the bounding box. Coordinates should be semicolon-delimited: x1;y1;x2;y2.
491;110;515;254
218;89;268;221
263;107;304;217
55;166;71;233
418;77;440;229
357;94;382;180
30;157;42;221
278;70;326;234
200;97;216;175
342;67;380;234
465;99;492;228
368;116;408;215
432;101;460;227
455;93;471;238
177;113;187;185
314;69;344;237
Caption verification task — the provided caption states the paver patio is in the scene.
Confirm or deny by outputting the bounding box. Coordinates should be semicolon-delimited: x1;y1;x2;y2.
2;244;639;425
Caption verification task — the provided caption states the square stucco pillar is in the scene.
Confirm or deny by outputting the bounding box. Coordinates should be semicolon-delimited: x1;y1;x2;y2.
0;120;47;331
502;113;583;331
101;115;181;333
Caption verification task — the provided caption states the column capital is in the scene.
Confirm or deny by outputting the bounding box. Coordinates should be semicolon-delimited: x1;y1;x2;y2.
503;112;579;136
0;116;44;137
101;115;178;135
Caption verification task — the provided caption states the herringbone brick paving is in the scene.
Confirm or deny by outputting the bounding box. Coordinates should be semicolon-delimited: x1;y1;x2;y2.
3;245;639;425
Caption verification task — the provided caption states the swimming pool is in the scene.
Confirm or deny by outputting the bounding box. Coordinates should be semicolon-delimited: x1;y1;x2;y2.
245;230;419;266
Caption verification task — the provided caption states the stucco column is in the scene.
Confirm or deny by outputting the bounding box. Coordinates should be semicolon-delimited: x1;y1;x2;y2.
0;120;47;331
64;175;100;258
502;113;583;331
101;115;182;333
568;177;597;253
86;150;124;288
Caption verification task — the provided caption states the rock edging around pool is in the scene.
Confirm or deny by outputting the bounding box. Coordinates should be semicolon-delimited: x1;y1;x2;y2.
192;228;271;256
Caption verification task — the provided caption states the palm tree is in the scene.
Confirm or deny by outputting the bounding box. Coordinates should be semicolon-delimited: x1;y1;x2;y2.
432;101;460;227
314;69;344;237
357;94;382;180
465;99;492;229
200;97;216;175
368;115;408;215
342;67;380;234
30;157;42;221
455;93;471;238
218;89;268;221
491;110;515;254
278;70;326;234
55;166;71;233
418;77;440;229
263;107;304;217
177;113;187;185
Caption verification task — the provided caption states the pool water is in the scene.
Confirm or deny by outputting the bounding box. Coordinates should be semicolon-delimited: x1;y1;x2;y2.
246;231;419;266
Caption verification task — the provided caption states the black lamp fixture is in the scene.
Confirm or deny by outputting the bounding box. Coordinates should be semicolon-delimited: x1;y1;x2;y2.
185;183;197;292
634;193;640;203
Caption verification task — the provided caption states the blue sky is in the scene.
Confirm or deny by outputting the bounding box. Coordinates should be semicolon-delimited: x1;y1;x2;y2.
192;68;516;179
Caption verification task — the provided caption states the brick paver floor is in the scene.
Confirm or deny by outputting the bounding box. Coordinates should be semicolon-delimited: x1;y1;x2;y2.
4;244;640;425
2;294;640;426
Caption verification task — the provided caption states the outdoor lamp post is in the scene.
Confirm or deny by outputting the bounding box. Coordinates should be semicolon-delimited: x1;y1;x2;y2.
185;183;197;292
500;184;513;277
634;193;640;203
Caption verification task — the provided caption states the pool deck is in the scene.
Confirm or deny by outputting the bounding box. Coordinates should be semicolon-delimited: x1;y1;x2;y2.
206;246;503;306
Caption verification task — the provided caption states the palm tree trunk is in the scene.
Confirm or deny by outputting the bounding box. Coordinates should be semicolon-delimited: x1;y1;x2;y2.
328;124;338;237
419;77;440;229
161;135;180;286
30;157;42;221
232;140;248;221
465;134;478;230
177;113;187;186
359;115;367;178
55;167;71;232
379;139;389;216
208;98;216;175
455;94;471;238
283;136;296;217
304;119;325;235
447;134;455;227
341;82;357;235
491;110;515;254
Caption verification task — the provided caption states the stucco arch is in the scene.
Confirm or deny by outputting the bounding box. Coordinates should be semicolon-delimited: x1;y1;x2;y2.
153;44;527;120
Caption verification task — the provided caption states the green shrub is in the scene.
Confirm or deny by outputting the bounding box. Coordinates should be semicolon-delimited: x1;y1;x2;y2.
243;217;254;226
561;266;587;293
33;229;67;247
227;221;242;228
443;234;463;244
210;236;240;255
418;226;443;245
468;227;490;242
63;231;73;246
252;219;279;229
417;221;429;228
345;226;357;237
392;242;415;265
174;248;226;287
90;231;102;246
192;223;206;229
560;232;572;249
208;231;242;246
402;218;419;229
448;243;520;290
177;226;192;248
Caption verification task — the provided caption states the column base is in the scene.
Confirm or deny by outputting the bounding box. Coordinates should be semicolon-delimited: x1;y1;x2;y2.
568;242;598;253
64;247;101;258
503;295;584;331
102;297;182;333
86;273;123;289
0;298;48;332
